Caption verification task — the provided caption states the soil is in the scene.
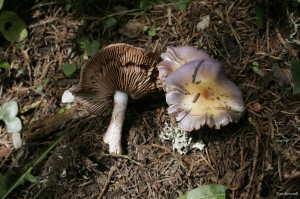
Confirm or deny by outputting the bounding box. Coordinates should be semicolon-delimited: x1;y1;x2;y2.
0;0;300;199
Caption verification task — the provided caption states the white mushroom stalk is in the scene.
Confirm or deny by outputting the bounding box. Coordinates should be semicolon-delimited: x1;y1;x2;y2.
103;91;128;154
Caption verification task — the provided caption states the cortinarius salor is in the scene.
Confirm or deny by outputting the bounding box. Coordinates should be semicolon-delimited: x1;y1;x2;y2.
70;43;160;154
164;58;245;131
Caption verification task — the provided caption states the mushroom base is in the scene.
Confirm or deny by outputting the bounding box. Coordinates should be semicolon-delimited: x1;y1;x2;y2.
103;91;128;154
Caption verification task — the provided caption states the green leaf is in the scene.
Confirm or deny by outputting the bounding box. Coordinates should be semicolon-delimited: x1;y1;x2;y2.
103;17;117;29
0;60;10;69
252;61;259;67
255;6;264;29
178;184;229;199
148;28;156;37
291;59;300;94
65;0;73;11
62;63;77;76
76;37;100;57
44;77;50;85
177;0;190;10
0;11;28;42
86;40;100;56
24;173;37;183
0;0;4;10
77;37;90;49
1;101;18;118
3;116;22;133
57;108;65;114
138;0;151;10
0;173;7;198
65;104;72;110
143;26;149;32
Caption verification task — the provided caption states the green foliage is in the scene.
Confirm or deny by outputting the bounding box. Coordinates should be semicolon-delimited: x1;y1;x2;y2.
291;59;300;94
62;63;77;76
0;101;22;133
252;61;259;67
0;174;7;197
143;25;157;37
34;78;51;94
0;0;4;10
0;11;28;42
0;60;10;69
252;61;260;73
57;108;66;114
77;37;100;58
44;77;50;85
103;17;117;29
86;40;100;56
65;0;73;11
102;17;117;35
176;0;190;10
178;184;229;199
255;6;264;29
137;0;155;11
0;135;64;199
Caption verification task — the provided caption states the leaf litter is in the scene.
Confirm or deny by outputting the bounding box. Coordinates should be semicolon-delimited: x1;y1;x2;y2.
0;1;300;198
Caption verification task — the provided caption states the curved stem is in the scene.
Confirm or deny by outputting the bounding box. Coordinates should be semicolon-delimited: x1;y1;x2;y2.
103;91;128;154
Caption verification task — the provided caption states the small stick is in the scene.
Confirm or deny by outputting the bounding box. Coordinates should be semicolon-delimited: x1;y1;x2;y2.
167;7;172;26
102;153;145;167
97;166;117;199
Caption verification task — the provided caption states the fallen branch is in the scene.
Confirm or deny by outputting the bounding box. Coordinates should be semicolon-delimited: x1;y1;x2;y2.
22;108;89;141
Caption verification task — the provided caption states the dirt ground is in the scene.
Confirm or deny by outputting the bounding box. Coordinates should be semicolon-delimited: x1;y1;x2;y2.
1;0;300;198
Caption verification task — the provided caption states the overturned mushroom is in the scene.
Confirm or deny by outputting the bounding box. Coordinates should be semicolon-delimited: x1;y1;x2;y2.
70;43;160;154
157;46;211;81
165;59;245;131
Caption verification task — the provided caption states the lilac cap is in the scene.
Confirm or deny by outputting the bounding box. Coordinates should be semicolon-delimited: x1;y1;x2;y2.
157;46;211;82
165;59;245;131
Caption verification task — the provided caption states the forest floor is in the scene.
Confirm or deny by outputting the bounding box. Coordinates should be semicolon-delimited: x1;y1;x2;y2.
0;0;300;198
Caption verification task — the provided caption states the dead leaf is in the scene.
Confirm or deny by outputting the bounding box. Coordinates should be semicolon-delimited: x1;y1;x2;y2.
259;64;291;87
119;19;147;38
249;102;264;113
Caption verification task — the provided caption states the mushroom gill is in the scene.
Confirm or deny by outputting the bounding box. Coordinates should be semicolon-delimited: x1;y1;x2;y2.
164;59;245;131
70;43;160;117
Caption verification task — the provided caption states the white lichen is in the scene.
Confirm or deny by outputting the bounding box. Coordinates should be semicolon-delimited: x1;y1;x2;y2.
191;141;205;151
159;122;205;154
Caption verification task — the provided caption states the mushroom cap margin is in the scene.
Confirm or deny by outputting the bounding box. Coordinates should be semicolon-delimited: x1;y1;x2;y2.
157;45;211;81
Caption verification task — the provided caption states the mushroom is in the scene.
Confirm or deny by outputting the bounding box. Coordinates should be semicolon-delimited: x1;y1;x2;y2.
157;46;211;81
70;43;160;154
164;58;245;131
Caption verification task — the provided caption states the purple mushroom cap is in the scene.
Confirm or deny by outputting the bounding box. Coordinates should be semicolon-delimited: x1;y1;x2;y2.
165;59;245;131
157;46;211;82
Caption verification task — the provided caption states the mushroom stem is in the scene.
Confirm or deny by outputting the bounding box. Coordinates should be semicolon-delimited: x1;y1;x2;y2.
103;90;128;154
